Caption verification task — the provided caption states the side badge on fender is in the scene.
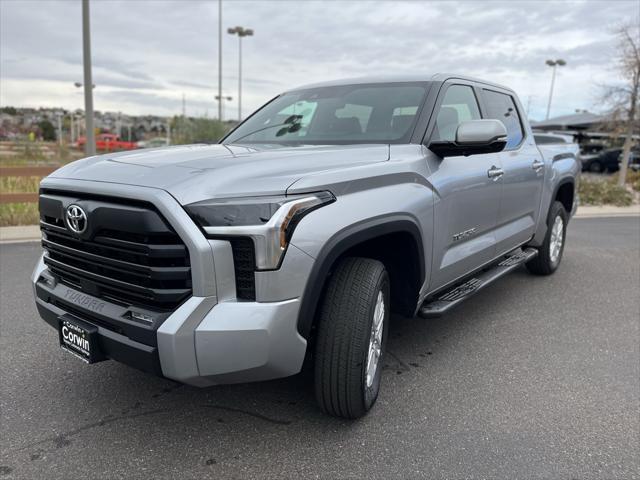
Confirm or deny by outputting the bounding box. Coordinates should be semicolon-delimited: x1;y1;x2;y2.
453;227;477;242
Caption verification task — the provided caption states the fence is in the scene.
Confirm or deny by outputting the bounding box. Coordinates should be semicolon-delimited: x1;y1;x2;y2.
0;166;59;204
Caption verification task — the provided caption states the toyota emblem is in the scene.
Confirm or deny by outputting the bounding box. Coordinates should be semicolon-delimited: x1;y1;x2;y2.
65;204;87;234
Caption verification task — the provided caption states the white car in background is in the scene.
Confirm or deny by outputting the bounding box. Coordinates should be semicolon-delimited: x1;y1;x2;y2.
136;137;169;149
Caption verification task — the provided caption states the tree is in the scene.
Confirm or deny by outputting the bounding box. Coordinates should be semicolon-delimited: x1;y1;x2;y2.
602;23;640;186
37;119;56;141
0;106;17;115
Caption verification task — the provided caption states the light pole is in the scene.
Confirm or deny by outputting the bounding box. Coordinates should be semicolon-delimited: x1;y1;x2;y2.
227;26;254;121
215;95;233;121
545;59;566;120
74;82;95;145
217;0;222;121
55;112;63;146
81;0;96;155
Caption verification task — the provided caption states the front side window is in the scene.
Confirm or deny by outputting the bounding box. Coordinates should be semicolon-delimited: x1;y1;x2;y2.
223;83;428;145
482;89;524;149
432;85;481;142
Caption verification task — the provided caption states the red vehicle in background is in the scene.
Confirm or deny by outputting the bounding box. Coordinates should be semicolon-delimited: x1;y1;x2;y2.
76;133;137;151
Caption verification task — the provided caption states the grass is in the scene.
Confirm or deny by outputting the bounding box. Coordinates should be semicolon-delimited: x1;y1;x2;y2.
0;203;39;226
0;175;41;226
578;176;634;206
1;175;41;193
0;140;78;226
0;140;82;166
625;170;640;192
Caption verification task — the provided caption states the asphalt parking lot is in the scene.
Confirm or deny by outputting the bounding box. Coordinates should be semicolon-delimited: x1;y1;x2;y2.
1;217;638;479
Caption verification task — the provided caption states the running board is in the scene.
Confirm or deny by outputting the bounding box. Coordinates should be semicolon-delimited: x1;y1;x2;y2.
418;248;538;318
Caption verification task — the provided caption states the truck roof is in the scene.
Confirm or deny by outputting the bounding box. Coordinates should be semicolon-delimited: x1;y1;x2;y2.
288;73;514;94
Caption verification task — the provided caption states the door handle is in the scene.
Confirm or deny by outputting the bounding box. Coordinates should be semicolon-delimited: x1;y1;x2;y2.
487;165;504;180
532;159;545;171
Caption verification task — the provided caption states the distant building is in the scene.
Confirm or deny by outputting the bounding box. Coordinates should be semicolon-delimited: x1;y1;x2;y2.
531;111;639;151
531;111;606;132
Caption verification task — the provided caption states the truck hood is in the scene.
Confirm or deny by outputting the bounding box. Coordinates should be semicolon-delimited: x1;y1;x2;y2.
48;144;389;205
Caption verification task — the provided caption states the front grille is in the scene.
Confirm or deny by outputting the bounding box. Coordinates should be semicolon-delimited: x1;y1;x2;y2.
40;191;192;311
229;238;256;300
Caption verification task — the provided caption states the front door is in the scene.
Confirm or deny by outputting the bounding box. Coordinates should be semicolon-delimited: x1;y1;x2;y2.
425;83;503;292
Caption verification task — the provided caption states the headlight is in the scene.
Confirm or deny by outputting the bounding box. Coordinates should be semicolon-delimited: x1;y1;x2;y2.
185;191;335;270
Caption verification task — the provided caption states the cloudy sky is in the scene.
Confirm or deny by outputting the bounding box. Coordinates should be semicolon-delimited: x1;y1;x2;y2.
1;0;637;121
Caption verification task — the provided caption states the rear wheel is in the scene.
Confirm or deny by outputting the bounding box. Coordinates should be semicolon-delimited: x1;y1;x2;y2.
589;161;603;173
526;201;568;275
314;257;389;419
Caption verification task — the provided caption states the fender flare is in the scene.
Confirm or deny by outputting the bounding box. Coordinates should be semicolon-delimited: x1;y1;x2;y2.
295;215;425;339
551;176;576;218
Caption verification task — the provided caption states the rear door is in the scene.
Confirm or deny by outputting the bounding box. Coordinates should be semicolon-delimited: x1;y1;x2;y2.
480;88;544;254
425;82;503;291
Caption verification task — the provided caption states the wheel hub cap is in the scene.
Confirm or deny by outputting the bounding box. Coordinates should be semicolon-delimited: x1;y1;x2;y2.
366;291;385;388
549;215;564;264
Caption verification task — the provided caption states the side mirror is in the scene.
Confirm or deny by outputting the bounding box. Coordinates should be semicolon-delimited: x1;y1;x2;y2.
428;119;507;158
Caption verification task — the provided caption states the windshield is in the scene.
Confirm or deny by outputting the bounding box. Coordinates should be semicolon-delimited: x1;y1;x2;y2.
223;82;429;145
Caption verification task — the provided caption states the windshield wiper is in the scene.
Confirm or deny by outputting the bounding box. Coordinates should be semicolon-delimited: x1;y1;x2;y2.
230;115;303;143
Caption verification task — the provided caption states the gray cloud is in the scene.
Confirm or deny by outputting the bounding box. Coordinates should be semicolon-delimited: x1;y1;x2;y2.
1;0;637;120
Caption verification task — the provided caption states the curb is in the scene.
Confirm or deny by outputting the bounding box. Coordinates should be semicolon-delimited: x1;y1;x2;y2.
0;225;41;244
573;213;640;219
573;205;640;219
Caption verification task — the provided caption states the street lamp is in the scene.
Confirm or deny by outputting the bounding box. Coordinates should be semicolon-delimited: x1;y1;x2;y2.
73;81;96;150
545;59;566;120
81;0;95;155
227;26;254;121
215;94;233;121
217;0;222;122
55;112;63;146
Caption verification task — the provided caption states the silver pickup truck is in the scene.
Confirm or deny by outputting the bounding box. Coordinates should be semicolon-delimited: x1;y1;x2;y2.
32;74;580;418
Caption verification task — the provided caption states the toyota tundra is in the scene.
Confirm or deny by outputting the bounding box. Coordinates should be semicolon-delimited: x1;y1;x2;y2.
32;74;580;418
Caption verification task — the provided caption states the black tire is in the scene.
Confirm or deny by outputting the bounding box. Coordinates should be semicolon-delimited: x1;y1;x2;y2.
589;161;603;173
526;201;568;275
314;257;390;419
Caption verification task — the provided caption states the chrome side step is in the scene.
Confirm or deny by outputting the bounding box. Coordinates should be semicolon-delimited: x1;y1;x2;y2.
418;248;538;318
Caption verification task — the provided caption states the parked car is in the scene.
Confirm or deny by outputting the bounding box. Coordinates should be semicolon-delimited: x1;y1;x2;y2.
621;151;640;172
580;143;606;155
581;148;623;173
76;133;138;151
533;132;573;145
136;137;169;149
33;74;579;418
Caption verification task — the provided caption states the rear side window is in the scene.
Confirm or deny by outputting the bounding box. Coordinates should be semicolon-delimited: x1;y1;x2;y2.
432;85;481;142
482;89;524;149
534;135;566;145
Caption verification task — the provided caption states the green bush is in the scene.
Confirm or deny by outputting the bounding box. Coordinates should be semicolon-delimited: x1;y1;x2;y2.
38;119;56;141
579;177;633;206
170;117;230;145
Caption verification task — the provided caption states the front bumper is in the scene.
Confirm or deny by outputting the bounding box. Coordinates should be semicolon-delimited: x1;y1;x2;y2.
33;246;308;387
32;178;311;386
35;293;163;375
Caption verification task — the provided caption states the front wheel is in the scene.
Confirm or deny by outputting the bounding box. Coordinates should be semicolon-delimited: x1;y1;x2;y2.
526;201;568;275
314;257;389;419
